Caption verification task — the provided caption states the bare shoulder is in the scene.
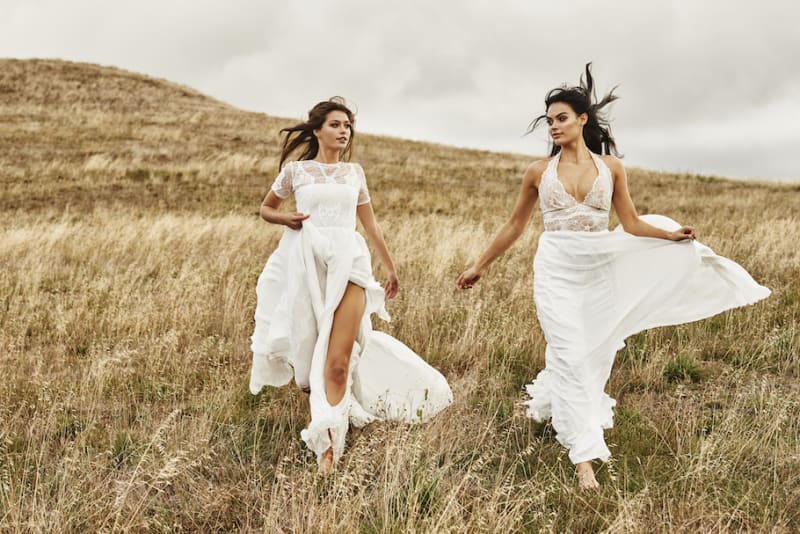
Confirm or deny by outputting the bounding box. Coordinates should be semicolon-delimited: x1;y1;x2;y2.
524;157;551;187
599;154;624;174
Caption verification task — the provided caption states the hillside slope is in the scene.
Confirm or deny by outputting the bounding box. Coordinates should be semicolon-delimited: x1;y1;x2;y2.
1;59;798;532
2;59;796;222
0;59;533;218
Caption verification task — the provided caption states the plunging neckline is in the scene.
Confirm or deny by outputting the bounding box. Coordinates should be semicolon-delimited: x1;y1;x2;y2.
553;152;602;205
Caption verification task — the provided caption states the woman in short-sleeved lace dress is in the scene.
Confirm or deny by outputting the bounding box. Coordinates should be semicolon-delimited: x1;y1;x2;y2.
456;65;769;489
250;98;451;474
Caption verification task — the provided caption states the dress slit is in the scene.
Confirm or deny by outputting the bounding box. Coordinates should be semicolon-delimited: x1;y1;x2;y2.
249;166;452;463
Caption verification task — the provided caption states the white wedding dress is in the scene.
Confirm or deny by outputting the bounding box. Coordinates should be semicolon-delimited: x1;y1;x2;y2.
249;160;452;464
523;151;771;464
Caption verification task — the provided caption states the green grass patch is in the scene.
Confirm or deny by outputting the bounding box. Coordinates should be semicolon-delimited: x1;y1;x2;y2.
662;355;703;383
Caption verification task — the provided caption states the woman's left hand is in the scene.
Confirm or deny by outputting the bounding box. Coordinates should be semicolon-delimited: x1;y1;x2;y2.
670;226;696;241
384;271;399;299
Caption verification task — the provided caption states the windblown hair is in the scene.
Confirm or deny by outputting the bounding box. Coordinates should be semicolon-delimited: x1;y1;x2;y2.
278;97;355;169
526;63;621;157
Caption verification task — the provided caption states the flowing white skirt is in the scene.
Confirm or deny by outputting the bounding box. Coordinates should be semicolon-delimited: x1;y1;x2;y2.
249;222;452;463
523;215;770;464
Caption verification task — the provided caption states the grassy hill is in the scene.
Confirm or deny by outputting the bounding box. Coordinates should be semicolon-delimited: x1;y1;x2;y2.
1;59;798;532
0;58;533;220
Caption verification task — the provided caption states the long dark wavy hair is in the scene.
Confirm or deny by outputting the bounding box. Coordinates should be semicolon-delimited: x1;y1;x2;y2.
526;63;621;157
278;97;355;169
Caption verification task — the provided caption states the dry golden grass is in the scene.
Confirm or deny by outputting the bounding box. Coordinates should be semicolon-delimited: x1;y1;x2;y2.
1;59;799;532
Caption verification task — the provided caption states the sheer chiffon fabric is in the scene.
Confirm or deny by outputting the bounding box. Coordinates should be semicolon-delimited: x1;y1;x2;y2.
524;154;770;464
249;161;452;463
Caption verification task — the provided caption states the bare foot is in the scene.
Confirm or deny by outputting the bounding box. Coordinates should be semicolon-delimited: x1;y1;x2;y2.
576;461;599;490
318;448;334;476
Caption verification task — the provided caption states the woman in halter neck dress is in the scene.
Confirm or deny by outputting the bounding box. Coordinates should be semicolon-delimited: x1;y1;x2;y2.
456;65;770;489
250;98;451;474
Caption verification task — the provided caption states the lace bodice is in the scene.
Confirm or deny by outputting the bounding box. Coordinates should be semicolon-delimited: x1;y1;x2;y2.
271;160;370;229
538;152;613;232
271;160;370;205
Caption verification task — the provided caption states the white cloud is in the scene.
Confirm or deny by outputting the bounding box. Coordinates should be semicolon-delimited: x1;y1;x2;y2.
1;0;798;180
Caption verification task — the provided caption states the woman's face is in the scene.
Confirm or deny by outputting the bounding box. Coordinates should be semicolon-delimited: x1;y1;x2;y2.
314;110;352;152
546;102;586;147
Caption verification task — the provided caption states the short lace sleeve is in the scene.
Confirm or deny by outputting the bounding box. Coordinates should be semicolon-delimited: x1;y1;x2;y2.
354;163;371;205
270;162;294;198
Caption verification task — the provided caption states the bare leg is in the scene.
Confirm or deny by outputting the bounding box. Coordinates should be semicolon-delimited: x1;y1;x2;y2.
576;461;599;490
318;282;366;475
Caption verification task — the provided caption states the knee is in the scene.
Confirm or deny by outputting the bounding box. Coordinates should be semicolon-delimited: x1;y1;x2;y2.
325;354;350;388
325;365;348;388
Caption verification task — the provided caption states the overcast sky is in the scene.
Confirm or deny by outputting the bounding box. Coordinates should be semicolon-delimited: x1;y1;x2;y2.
2;0;799;181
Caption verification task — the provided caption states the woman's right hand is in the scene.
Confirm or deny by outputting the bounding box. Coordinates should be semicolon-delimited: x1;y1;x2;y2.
281;212;310;230
456;266;483;290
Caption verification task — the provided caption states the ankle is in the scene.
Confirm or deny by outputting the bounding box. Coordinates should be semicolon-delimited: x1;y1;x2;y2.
576;461;593;472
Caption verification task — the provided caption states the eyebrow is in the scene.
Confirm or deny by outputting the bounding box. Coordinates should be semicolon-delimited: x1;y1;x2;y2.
546;113;568;120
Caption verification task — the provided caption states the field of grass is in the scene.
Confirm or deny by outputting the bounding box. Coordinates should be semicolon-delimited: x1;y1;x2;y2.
1;59;799;532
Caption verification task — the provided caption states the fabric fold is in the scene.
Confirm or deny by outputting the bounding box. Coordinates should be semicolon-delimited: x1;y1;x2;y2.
524;214;770;464
250;210;451;463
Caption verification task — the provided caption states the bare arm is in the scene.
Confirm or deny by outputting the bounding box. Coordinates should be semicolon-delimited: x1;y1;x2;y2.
456;160;545;289
357;202;399;299
260;190;309;230
608;157;696;241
